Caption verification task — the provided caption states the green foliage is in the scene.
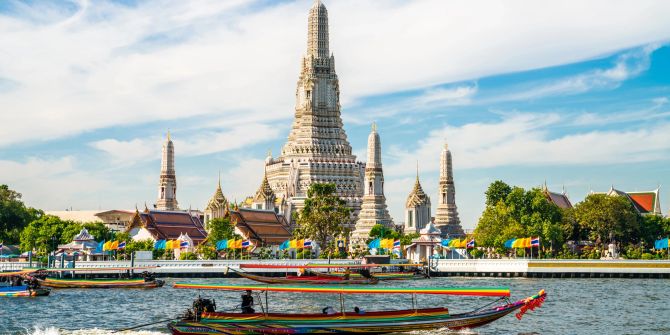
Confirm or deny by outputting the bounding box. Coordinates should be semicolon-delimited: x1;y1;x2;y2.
400;232;419;246
0;184;43;244
295;249;313;259
469;249;484;258
207;217;241;242
367;224;400;242
623;244;643;259
574;194;640;246
179;252;198;260
196;244;217;260
20;215;74;255
485;181;512;207
294;183;351;253
641;253;654;260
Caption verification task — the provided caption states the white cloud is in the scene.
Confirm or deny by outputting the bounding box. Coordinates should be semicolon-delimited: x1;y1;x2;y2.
1;0;669;147
385;113;670;176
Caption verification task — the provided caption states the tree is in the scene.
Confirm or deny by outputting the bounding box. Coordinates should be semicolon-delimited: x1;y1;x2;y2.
368;224;399;242
61;222;111;243
0;184;42;244
19;215;75;255
207;217;240;242
574;194;640;248
485;181;512;207
295;183;351;253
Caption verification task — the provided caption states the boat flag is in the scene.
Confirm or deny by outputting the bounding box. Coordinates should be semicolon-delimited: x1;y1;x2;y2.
279;240;289;250
303;240;312;248
393;240;401;249
180;240;190;248
466;239;475;249
241;240;250;248
117;241;126;250
531;237;540;247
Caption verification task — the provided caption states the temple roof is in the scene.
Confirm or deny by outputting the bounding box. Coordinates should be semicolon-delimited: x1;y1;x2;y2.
406;174;430;208
594;186;662;215
542;184;572;209
206;175;229;211
73;228;95;242
253;173;276;202
130;209;208;244
231;209;291;243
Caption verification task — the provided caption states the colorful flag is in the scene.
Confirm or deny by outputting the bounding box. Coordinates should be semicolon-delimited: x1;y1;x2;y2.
524;237;532;248
235;239;243;249
216;240;227;251
393;240;401;249
367;238;380;249
227;239;235;249
655;238;669;249
110;241;119;250
530;237;540;247
95;240;105;253
279;240;289;250
117;241;126;250
504;238;516;248
297;239;305;249
303;240;312;248
154;240;165;250
289;239;297;249
441;238;452;247
180;240;190;248
466;239;475;249
241;240;250;248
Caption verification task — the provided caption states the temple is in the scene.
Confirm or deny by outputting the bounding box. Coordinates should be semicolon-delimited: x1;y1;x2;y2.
156;131;178;210
263;0;364;228
405;166;431;233
542;183;573;209
126;206;208;245
434;143;464;237
351;124;393;242
593;186;662;215
203;173;229;228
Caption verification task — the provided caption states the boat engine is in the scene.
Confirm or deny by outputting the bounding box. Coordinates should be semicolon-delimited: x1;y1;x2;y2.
141;271;156;282
187;297;216;321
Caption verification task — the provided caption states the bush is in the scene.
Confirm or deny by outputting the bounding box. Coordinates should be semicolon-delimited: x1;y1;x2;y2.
179;252;198;260
295;250;313;259
641;253;654;260
469;249;484;259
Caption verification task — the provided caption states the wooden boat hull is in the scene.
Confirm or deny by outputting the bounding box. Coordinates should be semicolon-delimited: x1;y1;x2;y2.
330;271;426;281
167;292;545;335
238;272;378;285
0;286;50;297
37;278;165;289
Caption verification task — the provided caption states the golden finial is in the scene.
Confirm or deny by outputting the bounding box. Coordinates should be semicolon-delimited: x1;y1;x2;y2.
167;129;171;141
371;122;377;132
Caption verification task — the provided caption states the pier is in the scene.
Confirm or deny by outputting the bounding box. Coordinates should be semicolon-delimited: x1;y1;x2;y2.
3;259;670;278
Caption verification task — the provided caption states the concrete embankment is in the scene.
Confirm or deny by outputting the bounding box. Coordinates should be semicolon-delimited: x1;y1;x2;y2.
2;259;670;278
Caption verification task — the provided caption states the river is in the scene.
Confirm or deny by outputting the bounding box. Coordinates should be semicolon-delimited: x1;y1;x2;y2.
1;277;668;335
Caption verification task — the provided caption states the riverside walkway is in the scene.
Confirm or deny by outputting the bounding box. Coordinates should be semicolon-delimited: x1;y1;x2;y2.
2;259;670;278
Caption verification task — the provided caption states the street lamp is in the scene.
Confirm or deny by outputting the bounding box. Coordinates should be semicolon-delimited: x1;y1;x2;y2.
51;235;58;268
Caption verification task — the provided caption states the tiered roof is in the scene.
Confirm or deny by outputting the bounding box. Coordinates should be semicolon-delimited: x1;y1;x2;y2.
206;175;229;212
594;186;662;215
231;208;291;244
406;174;430;208
127;209;208;245
542;183;572;209
253;173;276;202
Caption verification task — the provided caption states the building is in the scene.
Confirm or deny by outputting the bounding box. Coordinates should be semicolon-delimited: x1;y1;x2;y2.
405;168;431;233
203;174;230;228
263;0;365;228
230;208;292;249
404;222;443;263
156;131;178;211
45;209;134;232
56;228;103;261
126;208;207;245
434;143;464;237
352;124;393;243
542;183;573;209
593;186;662;215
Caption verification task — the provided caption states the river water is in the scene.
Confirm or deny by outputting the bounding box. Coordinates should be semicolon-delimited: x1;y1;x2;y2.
1;277;668;335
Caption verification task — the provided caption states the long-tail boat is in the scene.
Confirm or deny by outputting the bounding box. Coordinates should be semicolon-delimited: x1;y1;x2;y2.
236;270;378;285
27;268;165;289
168;283;547;334
239;263;428;281
0;271;51;297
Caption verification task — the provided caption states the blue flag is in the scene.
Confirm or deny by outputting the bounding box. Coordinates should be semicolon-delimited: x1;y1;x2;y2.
504;239;516;248
368;238;381;249
655;238;669;250
216;239;228;251
154;239;166;250
278;240;289;250
441;239;452;247
95;240;105;253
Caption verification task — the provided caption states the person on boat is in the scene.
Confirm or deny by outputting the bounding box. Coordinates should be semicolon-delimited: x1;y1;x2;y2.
343;268;351;280
354;306;366;314
322;306;336;315
241;290;255;314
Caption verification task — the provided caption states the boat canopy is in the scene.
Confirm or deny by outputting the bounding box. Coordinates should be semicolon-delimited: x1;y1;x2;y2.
22;266;158;272
173;283;511;297
0;270;34;277
240;263;423;269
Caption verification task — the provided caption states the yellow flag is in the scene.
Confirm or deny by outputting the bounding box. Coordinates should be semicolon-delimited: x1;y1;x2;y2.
110;241;119;250
297;239;304;249
235;239;243;249
289;239;297;249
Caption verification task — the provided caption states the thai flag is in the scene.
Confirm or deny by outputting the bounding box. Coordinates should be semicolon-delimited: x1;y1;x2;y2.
303;240;312;248
531;237;540;247
393;240;401;249
466;239;475;249
241;240;250;248
117;241;126;250
180;240;190;248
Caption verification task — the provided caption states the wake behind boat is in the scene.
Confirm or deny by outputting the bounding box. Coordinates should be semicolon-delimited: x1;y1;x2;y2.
0;272;50;297
168;283;547;334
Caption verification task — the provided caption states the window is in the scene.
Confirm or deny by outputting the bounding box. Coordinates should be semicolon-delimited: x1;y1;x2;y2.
256;204;262;209
408;211;414;227
442;192;446;204
368;181;373;194
161;187;165;198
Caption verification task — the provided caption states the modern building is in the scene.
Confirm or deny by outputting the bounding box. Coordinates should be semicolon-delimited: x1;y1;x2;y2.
434;143;465;237
263;0;365;228
352;124;393;243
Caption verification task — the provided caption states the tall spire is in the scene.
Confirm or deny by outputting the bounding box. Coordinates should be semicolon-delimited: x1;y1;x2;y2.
156;131;178;210
366;122;382;168
434;142;463;237
308;0;329;59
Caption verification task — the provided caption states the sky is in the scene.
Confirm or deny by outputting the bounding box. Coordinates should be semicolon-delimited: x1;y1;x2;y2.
1;0;670;230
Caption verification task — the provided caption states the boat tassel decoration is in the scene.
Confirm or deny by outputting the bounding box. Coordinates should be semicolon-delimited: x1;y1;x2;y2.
515;289;546;320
